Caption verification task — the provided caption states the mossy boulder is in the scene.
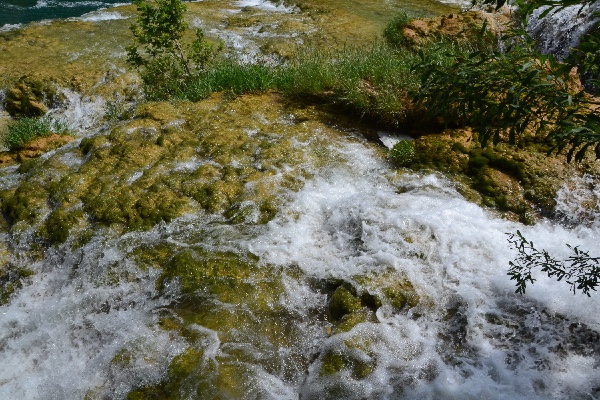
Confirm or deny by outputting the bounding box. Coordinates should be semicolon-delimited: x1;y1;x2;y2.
406;129;600;224
319;346;374;379
324;272;419;334
0;181;49;224
4;76;59;117
0;94;344;248
396;10;510;49
127;245;317;399
329;286;362;321
352;269;420;313
156;248;261;299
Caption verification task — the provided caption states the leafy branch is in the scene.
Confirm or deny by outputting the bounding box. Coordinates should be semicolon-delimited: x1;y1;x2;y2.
126;0;220;98
413;27;600;161
507;230;600;296
474;0;598;16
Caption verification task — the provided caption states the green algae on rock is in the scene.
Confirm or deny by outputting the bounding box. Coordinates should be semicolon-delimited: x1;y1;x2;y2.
126;253;320;399
404;128;600;224
0;92;356;250
4;77;60;118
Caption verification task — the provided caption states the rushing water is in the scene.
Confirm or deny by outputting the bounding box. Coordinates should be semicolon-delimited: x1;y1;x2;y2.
0;0;599;399
0;89;598;399
526;1;600;60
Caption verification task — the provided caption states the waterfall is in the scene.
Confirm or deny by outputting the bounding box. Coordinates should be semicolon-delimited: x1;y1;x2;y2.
526;2;600;60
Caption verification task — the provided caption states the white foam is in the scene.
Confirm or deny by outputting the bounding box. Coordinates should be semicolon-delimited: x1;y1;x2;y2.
0;23;22;32
527;2;600;60
48;88;107;135
236;0;296;13
555;173;600;228
75;11;128;22
0;237;187;399
377;131;413;149
248;138;600;398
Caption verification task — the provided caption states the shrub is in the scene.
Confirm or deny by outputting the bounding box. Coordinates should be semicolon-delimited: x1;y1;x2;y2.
126;0;221;99
389;140;415;166
3;117;68;151
413;28;600;161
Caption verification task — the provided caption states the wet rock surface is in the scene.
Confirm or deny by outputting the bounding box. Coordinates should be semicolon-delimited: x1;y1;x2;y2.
406;128;600;223
0;2;598;399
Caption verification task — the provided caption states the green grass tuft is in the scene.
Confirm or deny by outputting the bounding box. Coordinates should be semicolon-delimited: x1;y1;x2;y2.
3;117;68;151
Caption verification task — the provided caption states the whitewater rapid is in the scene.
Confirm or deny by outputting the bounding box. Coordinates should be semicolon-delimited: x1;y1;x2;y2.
0;110;598;398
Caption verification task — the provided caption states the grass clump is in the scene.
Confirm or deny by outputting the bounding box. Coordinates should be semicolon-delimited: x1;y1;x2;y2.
177;41;459;128
383;11;423;48
276;43;423;126
182;60;276;100
3;117;68;151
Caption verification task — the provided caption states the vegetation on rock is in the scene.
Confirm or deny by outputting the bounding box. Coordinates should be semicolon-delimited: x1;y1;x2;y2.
389;139;415;166
3;77;58;118
2;117;68;151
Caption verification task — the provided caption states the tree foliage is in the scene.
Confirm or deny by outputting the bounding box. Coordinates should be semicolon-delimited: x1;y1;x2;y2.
413;30;599;160
126;0;220;98
507;231;600;296
475;0;597;15
415;0;600;161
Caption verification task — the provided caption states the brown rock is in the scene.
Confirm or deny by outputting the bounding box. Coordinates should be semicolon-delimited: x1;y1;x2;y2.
4;77;55;117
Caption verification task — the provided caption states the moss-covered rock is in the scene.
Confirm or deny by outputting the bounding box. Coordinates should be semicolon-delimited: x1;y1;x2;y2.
396;10;510;49
3;76;59;117
329;286;362;321
353;269;421;313
0;92;348;255
406;129;600;224
127;244;320;399
0;265;33;305
319;346;374;379
0;181;49;223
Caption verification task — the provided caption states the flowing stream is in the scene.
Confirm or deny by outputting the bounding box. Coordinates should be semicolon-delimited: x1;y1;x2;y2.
0;1;599;399
526;1;600;60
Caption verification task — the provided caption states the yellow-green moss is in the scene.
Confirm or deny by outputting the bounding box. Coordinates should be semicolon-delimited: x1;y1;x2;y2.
1;181;48;223
0;266;33;305
42;207;86;244
319;347;374;379
329;286;363;321
406;129;600;224
352;269;420;313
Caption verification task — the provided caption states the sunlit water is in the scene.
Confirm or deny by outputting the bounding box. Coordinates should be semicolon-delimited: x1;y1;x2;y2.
0;0;130;28
0;0;598;399
0;88;598;398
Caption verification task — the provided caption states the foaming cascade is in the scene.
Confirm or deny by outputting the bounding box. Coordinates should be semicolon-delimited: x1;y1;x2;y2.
246;137;600;398
48;88;107;134
0;113;598;398
526;2;600;59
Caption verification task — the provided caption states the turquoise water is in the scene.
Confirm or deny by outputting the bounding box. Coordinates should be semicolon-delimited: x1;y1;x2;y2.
0;0;129;27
